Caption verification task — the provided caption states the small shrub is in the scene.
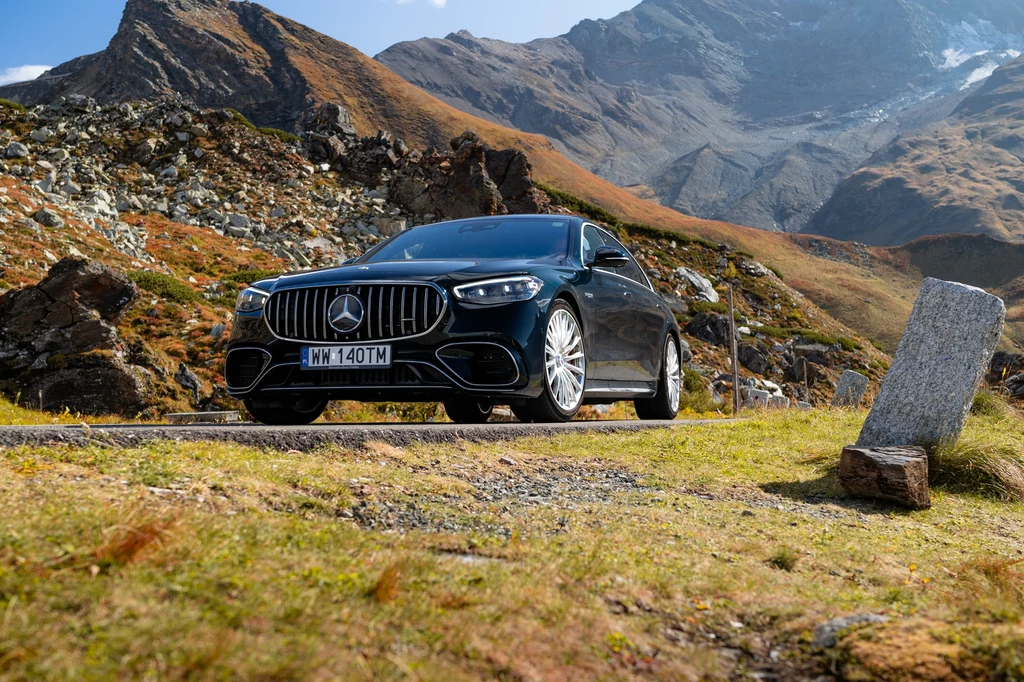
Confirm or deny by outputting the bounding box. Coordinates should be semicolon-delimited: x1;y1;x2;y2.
221;268;282;288
767;546;800;571
760;325;801;340
798;330;838;347
227;108;301;144
129;271;199;305
972;391;1011;419
0;98;26;113
767;264;784;280
930;436;1024;502
837;336;863;352
258;126;302;145
689;300;729;316
683;368;704;393
678;388;721;415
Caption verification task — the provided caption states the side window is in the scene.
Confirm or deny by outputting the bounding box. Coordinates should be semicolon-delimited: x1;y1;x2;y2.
582;225;603;263
598;230;648;288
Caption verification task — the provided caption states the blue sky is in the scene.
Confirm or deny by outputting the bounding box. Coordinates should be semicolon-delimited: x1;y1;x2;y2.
0;0;638;85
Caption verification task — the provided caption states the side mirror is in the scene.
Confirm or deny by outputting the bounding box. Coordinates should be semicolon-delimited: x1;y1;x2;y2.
341;257;357;265
589;246;630;269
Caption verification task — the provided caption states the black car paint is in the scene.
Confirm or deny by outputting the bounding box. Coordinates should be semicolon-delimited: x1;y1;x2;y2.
225;216;680;405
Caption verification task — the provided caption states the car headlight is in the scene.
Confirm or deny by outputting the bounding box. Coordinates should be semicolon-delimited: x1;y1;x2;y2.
453;276;543;305
236;287;270;313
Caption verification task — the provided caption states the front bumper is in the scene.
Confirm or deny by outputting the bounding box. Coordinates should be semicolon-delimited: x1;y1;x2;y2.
225;296;549;403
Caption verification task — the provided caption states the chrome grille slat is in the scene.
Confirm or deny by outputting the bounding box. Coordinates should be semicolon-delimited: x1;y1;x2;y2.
265;283;445;343
411;288;418;334
400;289;407;335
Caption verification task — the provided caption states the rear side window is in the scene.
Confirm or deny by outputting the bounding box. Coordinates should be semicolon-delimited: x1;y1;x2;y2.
597;229;649;288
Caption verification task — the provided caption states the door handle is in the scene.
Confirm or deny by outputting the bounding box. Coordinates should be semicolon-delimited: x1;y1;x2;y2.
624;291;634;298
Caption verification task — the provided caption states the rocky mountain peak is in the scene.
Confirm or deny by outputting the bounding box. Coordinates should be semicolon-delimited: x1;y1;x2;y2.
379;0;1024;234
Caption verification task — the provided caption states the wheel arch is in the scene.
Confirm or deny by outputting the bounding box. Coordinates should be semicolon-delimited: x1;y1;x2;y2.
553;288;585;333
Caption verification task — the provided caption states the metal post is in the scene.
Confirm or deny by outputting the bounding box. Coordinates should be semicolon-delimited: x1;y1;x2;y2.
728;284;741;416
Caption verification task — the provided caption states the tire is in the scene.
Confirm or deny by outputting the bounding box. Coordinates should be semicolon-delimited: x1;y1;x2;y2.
519;300;586;423
244;397;328;426
635;334;682;421
443;400;493;424
511;403;537;424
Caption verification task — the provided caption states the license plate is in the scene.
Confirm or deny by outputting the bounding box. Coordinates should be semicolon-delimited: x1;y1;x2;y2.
301;345;392;370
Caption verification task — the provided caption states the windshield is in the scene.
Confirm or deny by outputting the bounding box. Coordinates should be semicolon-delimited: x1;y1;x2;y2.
362;219;571;262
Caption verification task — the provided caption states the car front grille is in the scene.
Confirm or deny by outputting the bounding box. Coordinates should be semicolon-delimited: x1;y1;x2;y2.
264;283;446;343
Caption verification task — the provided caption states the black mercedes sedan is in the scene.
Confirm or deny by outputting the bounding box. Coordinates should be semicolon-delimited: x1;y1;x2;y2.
225;215;683;425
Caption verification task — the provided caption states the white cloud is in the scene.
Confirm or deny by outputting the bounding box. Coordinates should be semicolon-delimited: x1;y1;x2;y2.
0;65;52;87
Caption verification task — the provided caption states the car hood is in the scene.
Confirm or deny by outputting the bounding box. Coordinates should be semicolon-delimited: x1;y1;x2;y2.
266;259;566;291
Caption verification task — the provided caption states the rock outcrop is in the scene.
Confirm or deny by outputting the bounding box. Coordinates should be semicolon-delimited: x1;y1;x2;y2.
0;258;176;415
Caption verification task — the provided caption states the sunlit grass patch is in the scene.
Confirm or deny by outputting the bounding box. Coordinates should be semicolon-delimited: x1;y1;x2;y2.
0;410;1022;679
931;417;1024;502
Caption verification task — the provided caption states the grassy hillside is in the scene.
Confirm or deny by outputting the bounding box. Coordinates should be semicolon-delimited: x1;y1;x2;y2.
2;410;1023;678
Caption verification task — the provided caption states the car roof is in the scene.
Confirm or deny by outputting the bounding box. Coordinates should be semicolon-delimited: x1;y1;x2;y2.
427;214;583;226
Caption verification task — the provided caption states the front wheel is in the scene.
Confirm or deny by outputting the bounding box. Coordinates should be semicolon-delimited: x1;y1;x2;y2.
244;397;328;426
443;400;493;424
635;335;681;420
517;301;586;423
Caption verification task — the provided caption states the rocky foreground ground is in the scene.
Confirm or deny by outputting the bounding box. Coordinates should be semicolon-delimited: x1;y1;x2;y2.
1;410;1022;680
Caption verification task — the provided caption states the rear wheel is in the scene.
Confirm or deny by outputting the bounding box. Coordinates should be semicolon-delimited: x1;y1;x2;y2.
518;301;586;423
244;397;328;426
443;400;493;424
635;335;682;421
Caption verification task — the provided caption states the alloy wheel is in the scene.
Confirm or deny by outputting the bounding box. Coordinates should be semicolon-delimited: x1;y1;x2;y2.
666;338;681;414
544;308;586;412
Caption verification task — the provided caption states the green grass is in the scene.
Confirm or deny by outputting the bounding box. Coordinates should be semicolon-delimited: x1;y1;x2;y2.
0;98;26;113
227;108;302;145
128;270;199;305
972;390;1013;419
688;300;729;316
220;268;283;288
2;410;1023;679
537;183;718;250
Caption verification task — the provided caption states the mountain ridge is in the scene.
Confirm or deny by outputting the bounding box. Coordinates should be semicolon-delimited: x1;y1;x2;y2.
378;0;1024;233
805;56;1024;246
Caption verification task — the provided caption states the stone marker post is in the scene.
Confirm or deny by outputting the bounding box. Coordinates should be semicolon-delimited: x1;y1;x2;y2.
832;370;869;407
857;278;1005;448
728;284;741;416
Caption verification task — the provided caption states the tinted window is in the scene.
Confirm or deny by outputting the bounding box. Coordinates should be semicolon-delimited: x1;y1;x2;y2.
597;229;649;288
362;219;571;262
582;224;604;263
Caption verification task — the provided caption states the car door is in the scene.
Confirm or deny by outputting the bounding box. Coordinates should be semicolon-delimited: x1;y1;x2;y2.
577;224;636;383
597;230;666;386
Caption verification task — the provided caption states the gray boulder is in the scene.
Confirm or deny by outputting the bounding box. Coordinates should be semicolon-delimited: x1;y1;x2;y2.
685;312;735;347
676;267;719;303
33;207;65;229
6;141;29;158
738;343;769;374
813;614;890;649
832;369;870;407
858;278;1005;448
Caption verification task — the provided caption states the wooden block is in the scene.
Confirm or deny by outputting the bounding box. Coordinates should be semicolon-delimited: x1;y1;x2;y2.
839;445;931;510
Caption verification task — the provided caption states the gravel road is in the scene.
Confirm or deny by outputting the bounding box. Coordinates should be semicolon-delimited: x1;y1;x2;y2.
0;419;720;452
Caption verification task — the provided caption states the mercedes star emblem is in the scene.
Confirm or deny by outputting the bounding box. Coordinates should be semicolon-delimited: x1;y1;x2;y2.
328;294;365;333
